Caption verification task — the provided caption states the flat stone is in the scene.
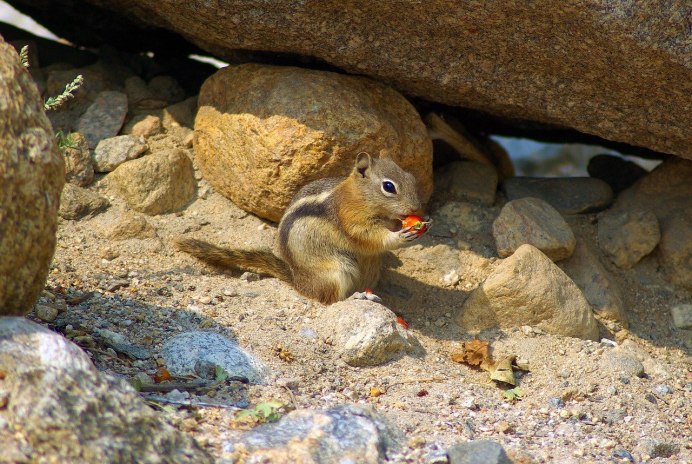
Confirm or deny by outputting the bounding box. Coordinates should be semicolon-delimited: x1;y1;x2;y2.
223;404;403;463
92;134;148;172
502;177;613;214
77;90;128;149
456;244;599;340
434;161;498;206
34;304;59;322
195;63;432;222
0;37;64;315
106;211;158;240
558;241;628;325
598;349;645;378
317;299;420;367
161;331;267;384
597;208;660;269
492;197;576;261
447;440;513;464
107;148;196;215
58;183;110;220
0;317;213;463
671;304;692;330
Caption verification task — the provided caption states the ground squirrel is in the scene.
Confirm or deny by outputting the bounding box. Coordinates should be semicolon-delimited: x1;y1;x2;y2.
174;153;429;304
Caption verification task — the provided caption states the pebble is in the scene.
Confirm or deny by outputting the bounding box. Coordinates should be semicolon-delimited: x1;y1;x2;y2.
58;183;110;220
502;176;613;214
599;350;645;378
654;385;672;395
240;271;261;282
442;269;461;286
549;397;565;408
34;304;59;322
92;135;148;172
77;91;128;149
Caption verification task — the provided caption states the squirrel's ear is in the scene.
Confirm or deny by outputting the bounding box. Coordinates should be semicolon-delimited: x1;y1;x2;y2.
355;152;372;178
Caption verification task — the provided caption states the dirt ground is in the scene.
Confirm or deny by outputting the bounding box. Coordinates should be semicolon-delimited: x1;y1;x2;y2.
32;165;691;463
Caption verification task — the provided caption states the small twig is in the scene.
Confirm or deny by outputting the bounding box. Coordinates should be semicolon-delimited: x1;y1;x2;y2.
145;396;243;410
387;375;447;390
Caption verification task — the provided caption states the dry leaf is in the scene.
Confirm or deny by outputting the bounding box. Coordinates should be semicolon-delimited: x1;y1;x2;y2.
450;352;465;363
487;355;517;385
464;339;490;366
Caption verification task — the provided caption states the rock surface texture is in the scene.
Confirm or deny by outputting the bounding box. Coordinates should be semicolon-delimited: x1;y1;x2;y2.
194;63;432;222
8;0;692;159
0;317;213;463
0;37;64;315
457;244;599;340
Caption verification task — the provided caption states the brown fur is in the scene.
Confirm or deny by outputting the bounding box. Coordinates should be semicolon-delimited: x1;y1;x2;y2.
174;154;424;305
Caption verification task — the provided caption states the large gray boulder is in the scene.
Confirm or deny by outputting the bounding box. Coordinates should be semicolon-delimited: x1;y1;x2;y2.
0;36;64;315
7;0;691;159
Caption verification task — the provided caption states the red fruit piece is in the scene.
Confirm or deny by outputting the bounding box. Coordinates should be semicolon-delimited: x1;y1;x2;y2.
396;316;409;330
402;215;429;236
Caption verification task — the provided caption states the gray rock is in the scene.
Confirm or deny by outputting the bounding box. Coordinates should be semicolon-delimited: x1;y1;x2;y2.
597;208;660;269
161;331;267;384
457;244;599;340
58;183;110;220
447;440;512;464
559;241;628;325
92;134;148;172
223;404;403;463
492;197;576;261
434;161;498;206
34;304;59;322
502;176;613;214
659;209;692;290
587;154;648;194
0;317;213;463
598;349;645;378
107;148;196;215
77;90;128;149
62;132;94;186
317;299;419;367
0;37;64;315
671;304;692;330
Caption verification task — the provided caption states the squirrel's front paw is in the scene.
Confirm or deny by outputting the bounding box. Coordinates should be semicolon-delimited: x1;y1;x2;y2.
399;226;422;242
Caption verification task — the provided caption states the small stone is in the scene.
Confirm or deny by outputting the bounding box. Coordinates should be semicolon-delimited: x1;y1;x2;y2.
62;132;94;186
34;304;59;322
77;91;128;149
434;161;498;206
494;421;512;434
670;304;692;329
502;176;613;214
442;270;461;286
597;208;660;269
654;385;672;395
162;96;198;129
606;385;618;396
612;449;635;462
492;197;576;261
447;440;512;464
240;272;260;282
92;135;148;172
124;114;163;139
198;296;212;305
317;300;419;367
107;212;158;240
659;210;692;290
58;183;110;220
549;397;565;408
161;331;267;384
107;149;196;215
559;409;571;419
598;350;645;378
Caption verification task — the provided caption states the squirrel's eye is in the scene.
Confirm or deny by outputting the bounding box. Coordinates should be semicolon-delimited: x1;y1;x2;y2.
382;180;397;194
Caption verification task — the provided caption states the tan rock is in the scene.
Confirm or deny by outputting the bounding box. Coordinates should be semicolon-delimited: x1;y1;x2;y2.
59;183;110;220
658;209;692;290
559;241;628;325
0;38;64;315
108;149;195;215
61;132;94;186
107;211;158;240
122;114;162;139
194;63;432;222
456;244;599;340
492;197;576;261
24;1;691;159
597;208;660;269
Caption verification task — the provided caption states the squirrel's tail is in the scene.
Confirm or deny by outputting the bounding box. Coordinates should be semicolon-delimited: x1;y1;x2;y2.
173;237;293;283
